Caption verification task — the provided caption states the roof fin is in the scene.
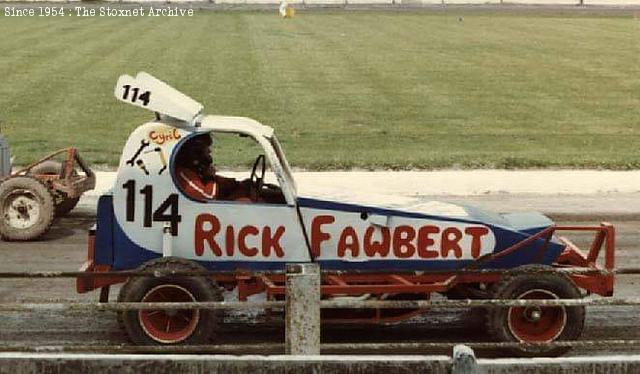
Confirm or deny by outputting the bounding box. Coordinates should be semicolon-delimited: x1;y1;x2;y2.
114;72;203;125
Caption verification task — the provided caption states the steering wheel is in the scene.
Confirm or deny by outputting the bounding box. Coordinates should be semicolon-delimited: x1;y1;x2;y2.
249;155;266;199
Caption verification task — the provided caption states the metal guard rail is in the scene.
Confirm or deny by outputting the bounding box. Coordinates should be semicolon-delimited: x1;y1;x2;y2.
1;297;640;311
0;265;637;355
0;267;639;278
0;340;639;354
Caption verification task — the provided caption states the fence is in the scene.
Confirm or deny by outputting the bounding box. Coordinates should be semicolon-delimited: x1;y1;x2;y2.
0;264;640;372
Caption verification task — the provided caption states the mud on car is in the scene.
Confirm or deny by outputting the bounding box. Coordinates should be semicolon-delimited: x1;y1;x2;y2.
77;73;615;356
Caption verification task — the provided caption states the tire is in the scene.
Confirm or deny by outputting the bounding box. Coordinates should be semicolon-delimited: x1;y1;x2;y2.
29;161;79;217
485;265;585;357
0;176;55;241
54;197;80;217
30;160;63;177
117;258;222;345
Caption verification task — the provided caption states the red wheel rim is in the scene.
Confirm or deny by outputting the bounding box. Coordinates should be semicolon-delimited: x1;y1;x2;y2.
138;285;200;344
507;289;566;343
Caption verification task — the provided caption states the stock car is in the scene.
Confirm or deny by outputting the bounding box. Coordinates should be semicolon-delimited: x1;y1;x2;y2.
77;72;615;356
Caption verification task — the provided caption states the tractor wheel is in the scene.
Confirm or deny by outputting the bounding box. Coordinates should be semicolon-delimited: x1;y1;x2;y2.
0;176;55;241
29;161;79;217
117;258;222;345
30;160;63;177
54;197;80;217
485;265;585;357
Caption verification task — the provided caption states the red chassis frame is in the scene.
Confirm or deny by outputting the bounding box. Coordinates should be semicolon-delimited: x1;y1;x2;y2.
78;222;615;323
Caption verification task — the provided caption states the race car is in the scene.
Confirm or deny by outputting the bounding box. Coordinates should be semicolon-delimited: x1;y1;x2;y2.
77;72;615;356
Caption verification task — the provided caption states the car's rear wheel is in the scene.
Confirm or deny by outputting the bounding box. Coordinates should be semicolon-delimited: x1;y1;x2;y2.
485;265;585;357
118;258;222;345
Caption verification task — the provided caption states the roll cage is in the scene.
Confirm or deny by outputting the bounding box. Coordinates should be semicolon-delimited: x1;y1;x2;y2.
195;115;298;206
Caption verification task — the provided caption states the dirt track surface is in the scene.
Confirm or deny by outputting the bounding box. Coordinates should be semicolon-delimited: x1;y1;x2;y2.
0;205;639;358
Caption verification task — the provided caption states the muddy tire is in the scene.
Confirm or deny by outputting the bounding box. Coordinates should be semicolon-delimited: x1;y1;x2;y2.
30;160;63;177
0;176;55;241
117;258;222;345
485;265;585;357
29;161;79;217
54;197;80;217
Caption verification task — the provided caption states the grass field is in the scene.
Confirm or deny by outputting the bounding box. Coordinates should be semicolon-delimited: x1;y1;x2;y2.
0;9;639;169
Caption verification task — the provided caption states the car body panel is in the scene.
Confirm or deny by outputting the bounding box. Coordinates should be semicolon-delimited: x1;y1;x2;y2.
297;197;564;271
95;72;566;273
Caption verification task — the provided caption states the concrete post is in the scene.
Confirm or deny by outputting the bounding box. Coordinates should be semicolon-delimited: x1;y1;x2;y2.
285;263;320;355
452;344;478;374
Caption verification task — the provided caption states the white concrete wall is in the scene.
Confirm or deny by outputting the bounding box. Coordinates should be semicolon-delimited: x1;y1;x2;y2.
429;0;500;4
346;0;394;5
311;0;346;5
214;0;303;3
585;0;640;4
503;0;579;4
399;0;640;3
0;0;80;2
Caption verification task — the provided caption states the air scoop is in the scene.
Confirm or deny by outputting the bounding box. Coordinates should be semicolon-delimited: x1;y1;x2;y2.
114;72;203;125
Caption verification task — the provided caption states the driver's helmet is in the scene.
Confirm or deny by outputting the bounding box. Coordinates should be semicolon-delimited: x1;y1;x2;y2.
175;133;213;181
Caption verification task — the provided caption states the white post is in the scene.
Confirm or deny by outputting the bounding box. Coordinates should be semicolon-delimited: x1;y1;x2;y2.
452;344;478;374
285;263;320;355
162;223;173;257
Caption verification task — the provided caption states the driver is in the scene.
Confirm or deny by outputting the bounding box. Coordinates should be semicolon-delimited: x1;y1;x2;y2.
175;133;249;202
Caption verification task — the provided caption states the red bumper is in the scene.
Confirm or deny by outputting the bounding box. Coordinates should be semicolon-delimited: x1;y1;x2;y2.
76;229;122;293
